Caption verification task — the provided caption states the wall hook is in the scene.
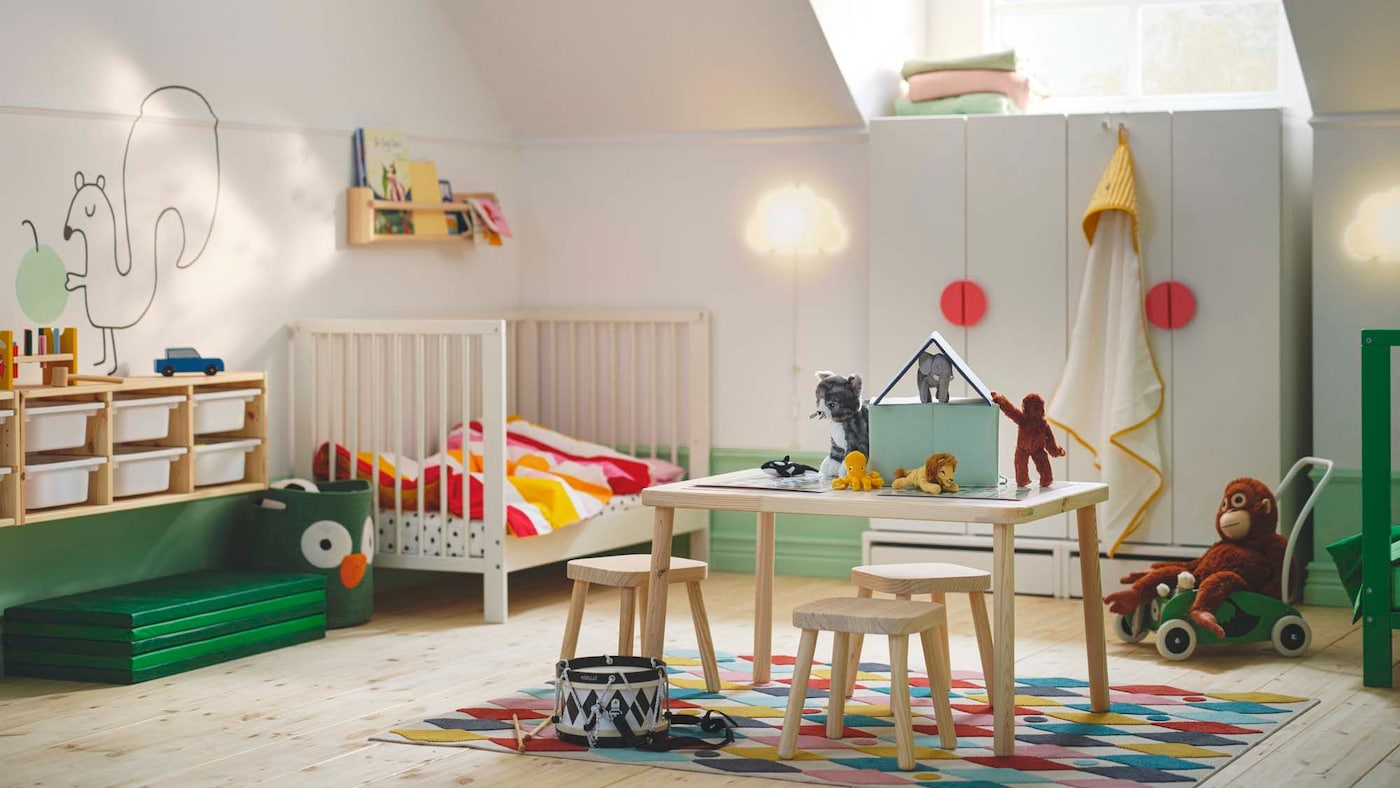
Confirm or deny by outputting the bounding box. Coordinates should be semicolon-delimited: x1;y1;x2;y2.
1118;121;1129;144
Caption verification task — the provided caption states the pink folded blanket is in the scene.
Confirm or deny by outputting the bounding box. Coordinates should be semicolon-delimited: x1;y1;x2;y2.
907;69;1030;110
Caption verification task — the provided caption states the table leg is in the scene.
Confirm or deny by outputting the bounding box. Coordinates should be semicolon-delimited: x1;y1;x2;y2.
1076;504;1110;712
754;511;776;684
992;522;1016;757
642;507;675;659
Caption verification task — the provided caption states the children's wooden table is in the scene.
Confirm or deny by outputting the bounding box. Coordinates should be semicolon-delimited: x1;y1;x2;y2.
640;473;1111;757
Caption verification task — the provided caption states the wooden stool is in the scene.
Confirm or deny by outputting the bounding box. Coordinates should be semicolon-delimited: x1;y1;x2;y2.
560;554;721;692
844;563;994;703
778;597;957;770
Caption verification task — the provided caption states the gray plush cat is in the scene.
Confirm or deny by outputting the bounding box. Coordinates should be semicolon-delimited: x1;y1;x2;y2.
811;371;870;478
917;352;956;403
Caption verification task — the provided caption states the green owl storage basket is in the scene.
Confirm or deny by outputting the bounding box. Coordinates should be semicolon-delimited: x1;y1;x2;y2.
247;479;374;628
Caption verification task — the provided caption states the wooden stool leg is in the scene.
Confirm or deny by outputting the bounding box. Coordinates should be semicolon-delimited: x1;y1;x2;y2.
560;580;589;660
888;633;916;770
827;631;851;739
618;587;636;656
968;591;994;706
918;627;959;749
637;579;649;646
778;629;819;760
845;586;873;698
932;591;950;694
687;581;722;693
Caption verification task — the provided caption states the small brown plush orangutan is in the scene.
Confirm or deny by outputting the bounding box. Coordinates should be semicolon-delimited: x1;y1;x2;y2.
990;391;1065;488
1104;478;1285;638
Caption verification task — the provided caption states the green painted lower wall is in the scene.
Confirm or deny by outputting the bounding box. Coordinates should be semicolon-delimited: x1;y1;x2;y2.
0;497;242;614
1304;467;1400;607
708;448;865;578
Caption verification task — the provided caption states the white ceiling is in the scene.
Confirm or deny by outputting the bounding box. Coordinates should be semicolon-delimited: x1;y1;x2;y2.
443;0;864;138
1284;0;1400;116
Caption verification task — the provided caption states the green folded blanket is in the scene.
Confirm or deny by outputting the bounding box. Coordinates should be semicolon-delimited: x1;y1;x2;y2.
1326;525;1400;623
901;50;1016;80
894;93;1020;117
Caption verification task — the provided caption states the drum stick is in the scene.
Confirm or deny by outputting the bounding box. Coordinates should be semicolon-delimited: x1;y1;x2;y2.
512;714;525;753
525;717;552;740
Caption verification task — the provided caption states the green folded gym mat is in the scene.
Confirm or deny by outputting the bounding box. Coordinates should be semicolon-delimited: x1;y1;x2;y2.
5;620;325;684
3;570;328;684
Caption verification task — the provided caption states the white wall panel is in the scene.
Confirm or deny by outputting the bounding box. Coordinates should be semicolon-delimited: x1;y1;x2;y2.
1171;109;1282;546
964;114;1068;539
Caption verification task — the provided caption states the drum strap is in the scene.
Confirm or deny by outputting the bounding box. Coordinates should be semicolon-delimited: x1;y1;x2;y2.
609;709;738;751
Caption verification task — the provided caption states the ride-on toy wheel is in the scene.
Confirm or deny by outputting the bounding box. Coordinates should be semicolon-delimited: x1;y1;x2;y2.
1115;610;1148;643
1156;619;1197;661
1271;615;1311;657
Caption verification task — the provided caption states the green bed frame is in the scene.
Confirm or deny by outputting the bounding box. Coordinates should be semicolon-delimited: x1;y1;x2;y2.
1361;329;1400;687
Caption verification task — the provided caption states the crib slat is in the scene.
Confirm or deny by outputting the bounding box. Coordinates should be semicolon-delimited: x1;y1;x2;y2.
310;333;320;480
461;334;472;556
439;336;448;541
416;334;428;555
650;322;659;459
370;334;381;549
629;323;638;457
671;322;680;466
394;334;404;558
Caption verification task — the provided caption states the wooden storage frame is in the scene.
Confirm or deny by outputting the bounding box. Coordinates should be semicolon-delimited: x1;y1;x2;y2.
0;372;267;526
345;186;498;246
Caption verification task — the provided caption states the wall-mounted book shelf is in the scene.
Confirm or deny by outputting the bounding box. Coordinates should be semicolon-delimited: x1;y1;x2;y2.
345;187;499;246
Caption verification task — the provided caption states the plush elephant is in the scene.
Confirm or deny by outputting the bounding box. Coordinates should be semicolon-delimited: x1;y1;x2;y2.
917;352;955;403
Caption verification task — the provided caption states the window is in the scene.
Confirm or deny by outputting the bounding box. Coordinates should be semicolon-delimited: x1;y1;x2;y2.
988;0;1286;111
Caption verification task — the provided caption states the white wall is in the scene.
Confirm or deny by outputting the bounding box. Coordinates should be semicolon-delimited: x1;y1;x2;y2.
515;132;868;450
810;0;928;119
0;0;518;476
1311;121;1400;468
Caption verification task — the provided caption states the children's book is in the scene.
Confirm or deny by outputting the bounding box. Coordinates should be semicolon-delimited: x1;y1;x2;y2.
363;129;411;234
468;197;512;238
408;161;447;236
352;128;365;187
879;481;1065;501
693;470;830;493
440;179;460;235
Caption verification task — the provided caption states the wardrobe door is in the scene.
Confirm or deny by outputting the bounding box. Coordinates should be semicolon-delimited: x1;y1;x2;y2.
1065;112;1176;547
964;114;1068;539
1171;109;1281;546
869;117;967;534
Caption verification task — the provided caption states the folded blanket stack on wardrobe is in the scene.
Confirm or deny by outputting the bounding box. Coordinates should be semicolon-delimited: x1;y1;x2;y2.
896;49;1027;116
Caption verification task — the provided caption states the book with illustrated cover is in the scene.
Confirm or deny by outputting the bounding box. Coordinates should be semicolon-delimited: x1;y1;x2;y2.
468;197;512;238
693;470;830;493
362;129;411;234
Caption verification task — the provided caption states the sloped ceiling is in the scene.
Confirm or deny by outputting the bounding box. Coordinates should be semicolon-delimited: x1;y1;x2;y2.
1284;0;1400;116
443;0;864;137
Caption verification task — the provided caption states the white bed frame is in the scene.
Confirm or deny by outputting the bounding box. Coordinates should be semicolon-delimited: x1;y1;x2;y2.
288;311;711;623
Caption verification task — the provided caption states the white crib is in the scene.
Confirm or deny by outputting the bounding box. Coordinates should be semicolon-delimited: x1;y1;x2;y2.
288;311;711;623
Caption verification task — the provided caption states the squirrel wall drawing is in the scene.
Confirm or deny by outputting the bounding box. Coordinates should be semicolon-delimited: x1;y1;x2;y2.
60;86;220;374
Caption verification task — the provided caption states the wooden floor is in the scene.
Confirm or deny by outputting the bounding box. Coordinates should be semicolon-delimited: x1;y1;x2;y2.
1;567;1397;787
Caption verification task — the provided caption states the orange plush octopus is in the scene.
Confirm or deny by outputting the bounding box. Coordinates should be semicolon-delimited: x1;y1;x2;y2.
1104;478;1285;637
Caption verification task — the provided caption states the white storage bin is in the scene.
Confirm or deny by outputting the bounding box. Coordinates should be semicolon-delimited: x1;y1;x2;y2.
193;438;260;486
0;409;13;427
24;401;104;452
24;454;105;510
112;395;184;443
111;446;187;498
192;388;260;435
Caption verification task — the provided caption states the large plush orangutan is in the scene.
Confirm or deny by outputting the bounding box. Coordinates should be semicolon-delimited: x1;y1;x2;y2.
990;391;1065;488
1105;478;1284;638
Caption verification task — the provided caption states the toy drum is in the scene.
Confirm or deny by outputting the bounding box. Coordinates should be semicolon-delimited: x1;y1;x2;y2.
554;655;669;747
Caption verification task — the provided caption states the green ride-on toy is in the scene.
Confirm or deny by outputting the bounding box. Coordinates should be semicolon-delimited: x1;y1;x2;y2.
1114;457;1334;661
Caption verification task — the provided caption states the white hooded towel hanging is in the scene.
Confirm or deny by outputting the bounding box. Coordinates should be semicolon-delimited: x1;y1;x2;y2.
1048;133;1164;554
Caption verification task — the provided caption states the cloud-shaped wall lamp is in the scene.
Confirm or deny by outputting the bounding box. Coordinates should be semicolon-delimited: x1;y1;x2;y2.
1345;187;1400;263
746;184;848;256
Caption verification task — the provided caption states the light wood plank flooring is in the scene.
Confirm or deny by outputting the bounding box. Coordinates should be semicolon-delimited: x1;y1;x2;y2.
1;567;1396;786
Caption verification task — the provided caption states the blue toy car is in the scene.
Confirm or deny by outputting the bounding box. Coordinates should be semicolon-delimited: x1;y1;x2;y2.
155;347;224;376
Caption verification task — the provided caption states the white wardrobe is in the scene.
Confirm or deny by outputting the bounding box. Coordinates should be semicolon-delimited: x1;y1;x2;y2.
866;109;1309;596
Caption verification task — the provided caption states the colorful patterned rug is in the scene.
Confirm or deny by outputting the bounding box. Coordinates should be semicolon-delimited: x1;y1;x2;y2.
373;652;1315;786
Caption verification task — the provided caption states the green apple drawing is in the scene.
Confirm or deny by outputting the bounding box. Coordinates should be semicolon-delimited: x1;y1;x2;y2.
16;219;68;322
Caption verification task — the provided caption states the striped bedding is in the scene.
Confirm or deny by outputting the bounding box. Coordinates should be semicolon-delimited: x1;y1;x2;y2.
312;418;683;538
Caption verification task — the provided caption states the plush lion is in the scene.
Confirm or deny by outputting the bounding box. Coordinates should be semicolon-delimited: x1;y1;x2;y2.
893;453;958;494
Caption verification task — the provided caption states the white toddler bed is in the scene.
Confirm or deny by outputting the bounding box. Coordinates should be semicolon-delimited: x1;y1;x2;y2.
288;311;711;622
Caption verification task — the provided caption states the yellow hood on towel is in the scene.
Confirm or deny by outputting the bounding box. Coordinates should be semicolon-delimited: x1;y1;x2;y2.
1082;141;1140;254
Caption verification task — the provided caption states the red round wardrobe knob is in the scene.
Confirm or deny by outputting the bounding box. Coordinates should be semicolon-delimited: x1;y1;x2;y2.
940;280;987;327
1145;281;1195;329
